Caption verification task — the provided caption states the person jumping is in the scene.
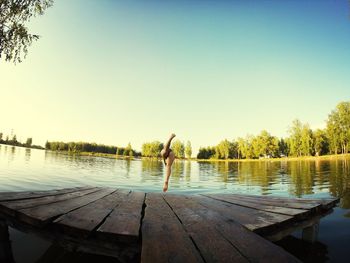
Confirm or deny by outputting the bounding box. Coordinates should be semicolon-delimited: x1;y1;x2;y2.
160;133;176;192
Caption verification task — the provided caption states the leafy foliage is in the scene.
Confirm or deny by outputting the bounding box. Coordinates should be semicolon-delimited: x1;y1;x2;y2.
313;129;328;156
326;101;350;154
197;146;216;159
172;140;185;158
141;141;163;157
45;140;138;156
0;131;43;149
25;137;32;146
0;0;53;63
185;141;192;159
196;101;350;159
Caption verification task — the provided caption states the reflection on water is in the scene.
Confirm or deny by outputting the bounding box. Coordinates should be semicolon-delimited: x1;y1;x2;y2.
1;146;350;203
141;158;163;175
0;145;350;262
1;146;347;204
25;148;31;163
276;235;329;263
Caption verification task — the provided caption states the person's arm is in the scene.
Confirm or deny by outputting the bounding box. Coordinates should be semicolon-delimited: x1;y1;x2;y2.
164;133;176;151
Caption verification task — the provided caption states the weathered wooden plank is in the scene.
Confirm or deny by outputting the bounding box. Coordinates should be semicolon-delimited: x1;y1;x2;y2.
53;189;124;237
0;212;140;262
231;194;339;209
0;187;93;202
204;194;310;218
224;194;320;211
0;188;101;216
97;190;145;243
17;188;116;227
164;194;301;263
192;195;293;234
163;194;249;263
265;210;330;242
0;187;339;263
141;193;204;263
296;198;340;209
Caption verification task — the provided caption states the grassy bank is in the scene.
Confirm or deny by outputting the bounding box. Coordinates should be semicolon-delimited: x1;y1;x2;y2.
194;153;350;163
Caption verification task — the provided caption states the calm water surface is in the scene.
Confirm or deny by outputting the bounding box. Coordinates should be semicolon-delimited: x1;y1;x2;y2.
0;145;349;262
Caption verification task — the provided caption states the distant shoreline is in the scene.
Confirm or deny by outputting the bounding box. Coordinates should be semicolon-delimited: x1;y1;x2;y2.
2;145;349;163
43;149;350;163
0;143;44;150
194;153;350;163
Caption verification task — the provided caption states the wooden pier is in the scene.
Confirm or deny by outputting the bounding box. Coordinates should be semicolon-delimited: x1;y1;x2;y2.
0;187;339;262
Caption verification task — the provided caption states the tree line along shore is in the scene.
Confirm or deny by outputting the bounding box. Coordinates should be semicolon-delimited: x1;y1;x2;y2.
0;133;43;150
1;101;349;161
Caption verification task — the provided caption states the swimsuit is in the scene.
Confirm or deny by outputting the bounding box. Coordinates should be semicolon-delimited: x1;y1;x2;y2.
163;149;172;165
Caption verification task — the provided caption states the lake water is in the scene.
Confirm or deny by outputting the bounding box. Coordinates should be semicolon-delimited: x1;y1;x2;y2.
0;145;349;262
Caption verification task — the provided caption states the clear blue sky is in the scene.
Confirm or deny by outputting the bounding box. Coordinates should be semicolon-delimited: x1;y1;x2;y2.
1;0;349;154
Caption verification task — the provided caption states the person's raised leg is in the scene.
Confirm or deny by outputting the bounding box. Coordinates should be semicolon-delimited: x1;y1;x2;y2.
163;133;176;152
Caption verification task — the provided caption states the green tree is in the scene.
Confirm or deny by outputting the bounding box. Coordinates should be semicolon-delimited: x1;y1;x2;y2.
11;134;17;144
123;149;129;156
229;140;238;159
245;135;255;159
0;132;3;142
236;135;255;159
141;141;163;157
185;141;192;159
68;142;78;153
197;146;215;159
326;101;350;154
326;116;340;154
288;119;303;157
300;124;313;156
278;138;289;157
124;142;133;157
313;129;328;156
237;137;246;159
251;130;278;158
271;137;280;157
116;147;124;156
0;0;54;63
172;140;184;158
216;139;231;159
25;137;32;147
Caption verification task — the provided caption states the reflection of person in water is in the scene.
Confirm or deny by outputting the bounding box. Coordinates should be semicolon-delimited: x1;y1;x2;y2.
160;133;176;192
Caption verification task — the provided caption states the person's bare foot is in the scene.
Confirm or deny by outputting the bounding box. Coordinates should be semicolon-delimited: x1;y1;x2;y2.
163;181;169;192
